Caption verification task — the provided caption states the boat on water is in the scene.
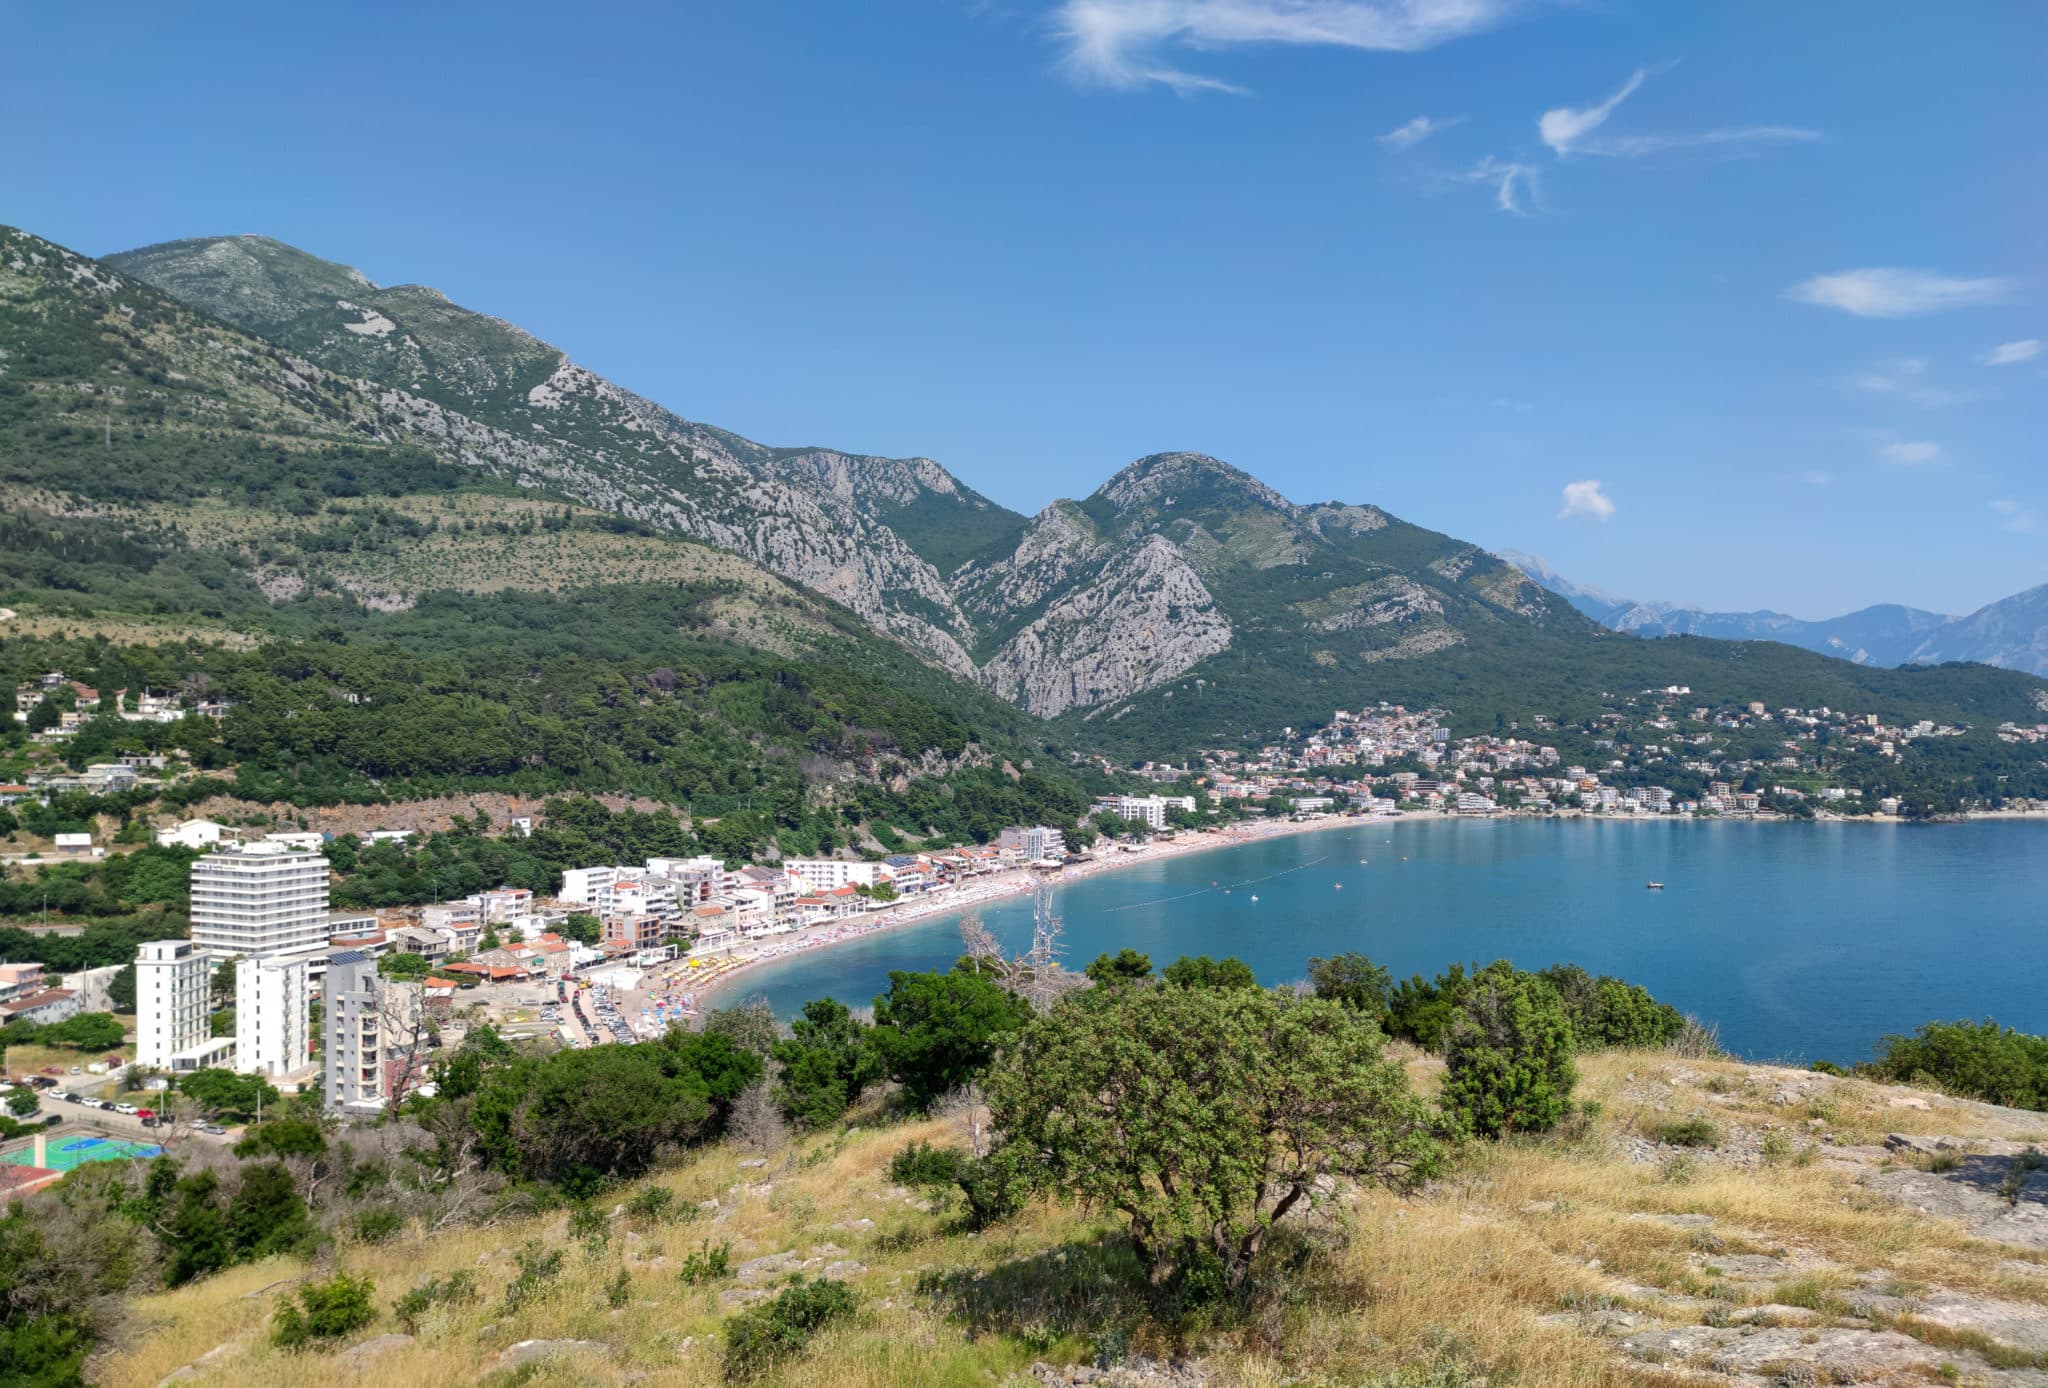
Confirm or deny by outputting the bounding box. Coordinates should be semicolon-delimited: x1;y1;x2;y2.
1646;881;1665;890
1249;894;1259;903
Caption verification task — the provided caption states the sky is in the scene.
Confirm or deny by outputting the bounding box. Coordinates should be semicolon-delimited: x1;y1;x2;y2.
3;1;2044;617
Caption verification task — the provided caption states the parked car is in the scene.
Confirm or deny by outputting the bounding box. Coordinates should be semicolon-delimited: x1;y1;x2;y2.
46;1090;69;1102
97;1100;117;1112
141;1116;164;1129
199;1123;226;1136
134;1109;155;1120
113;1103;139;1116
25;1075;56;1089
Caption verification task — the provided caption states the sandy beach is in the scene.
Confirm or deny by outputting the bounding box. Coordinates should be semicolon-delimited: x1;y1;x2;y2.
623;811;1405;1022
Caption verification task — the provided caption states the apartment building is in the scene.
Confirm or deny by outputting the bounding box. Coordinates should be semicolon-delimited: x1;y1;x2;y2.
782;859;895;893
323;951;384;1114
234;952;315;1078
137;939;230;1072
997;825;1068;861
1095;794;1197;830
189;841;330;957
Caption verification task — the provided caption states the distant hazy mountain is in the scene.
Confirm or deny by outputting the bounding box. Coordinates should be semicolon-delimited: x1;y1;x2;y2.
1499;551;2047;677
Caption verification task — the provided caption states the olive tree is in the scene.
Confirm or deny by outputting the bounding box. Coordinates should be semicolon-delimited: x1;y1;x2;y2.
984;985;1441;1293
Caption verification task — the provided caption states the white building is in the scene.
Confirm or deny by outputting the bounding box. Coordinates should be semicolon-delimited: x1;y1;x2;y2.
190;841;330;958
234;953;315;1078
646;855;729;905
998;825;1068;861
263;831;325;853
782;859;896;893
156;818;231;850
559;865;619;905
137;939;231;1073
1097;795;1197;830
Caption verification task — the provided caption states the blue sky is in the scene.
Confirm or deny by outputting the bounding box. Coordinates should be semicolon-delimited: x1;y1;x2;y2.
4;2;2043;616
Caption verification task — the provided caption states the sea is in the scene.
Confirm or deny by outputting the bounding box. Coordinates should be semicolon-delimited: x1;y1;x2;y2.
731;818;2048;1064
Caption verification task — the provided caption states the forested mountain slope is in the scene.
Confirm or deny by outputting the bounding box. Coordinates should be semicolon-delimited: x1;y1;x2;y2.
1;223;2038;767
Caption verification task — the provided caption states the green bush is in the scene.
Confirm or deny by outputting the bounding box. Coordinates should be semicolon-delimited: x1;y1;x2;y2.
678;1239;733;1285
271;1272;376;1350
501;1240;565;1312
1864;1020;2048;1111
392;1271;477;1332
722;1278;856;1381
1650;1117;1720;1149
1439;964;1578;1139
888;1140;966;1190
354;1209;404;1244
625;1185;678;1224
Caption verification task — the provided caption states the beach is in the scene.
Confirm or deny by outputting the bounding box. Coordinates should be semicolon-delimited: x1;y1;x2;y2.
615;803;2048;1028
623;811;1400;1023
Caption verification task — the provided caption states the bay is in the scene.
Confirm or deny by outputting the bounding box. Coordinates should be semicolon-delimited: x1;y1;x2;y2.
731;819;2048;1063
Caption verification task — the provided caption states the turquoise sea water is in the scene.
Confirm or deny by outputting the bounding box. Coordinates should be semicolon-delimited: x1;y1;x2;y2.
735;819;2048;1063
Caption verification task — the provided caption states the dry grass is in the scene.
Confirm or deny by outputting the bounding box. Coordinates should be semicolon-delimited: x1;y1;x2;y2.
90;1053;2048;1387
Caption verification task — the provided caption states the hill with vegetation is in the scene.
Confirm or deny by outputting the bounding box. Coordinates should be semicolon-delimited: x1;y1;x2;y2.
8;949;2046;1388
1;220;2041;820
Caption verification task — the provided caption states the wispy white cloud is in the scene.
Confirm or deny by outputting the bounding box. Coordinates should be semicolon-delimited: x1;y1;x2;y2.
1378;113;1461;148
1539;67;1647;155
1788;268;2015;318
1776;469;1834;487
1847;357;1988;408
1878;440;1942;466
1053;0;1520;94
1557;479;1615;521
1457;155;1536;214
1984;338;2041;366
1539;66;1818;159
1579;125;1821;158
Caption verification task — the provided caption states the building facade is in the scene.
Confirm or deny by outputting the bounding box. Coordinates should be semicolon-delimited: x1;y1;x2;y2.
190;841;330;957
234;953;314;1077
136;939;223;1072
323;951;383;1114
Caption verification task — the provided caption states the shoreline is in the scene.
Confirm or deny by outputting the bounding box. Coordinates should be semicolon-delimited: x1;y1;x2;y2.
638;812;1388;1020
631;807;2048;1021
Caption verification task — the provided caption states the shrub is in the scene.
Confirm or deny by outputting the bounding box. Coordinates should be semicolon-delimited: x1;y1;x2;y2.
1307;952;1392;1020
392;1271;477;1333
626;1185;677;1224
354;1208;404;1244
888;1140;966;1190
502;1240;565;1312
1651;1117;1720;1149
1159;955;1257;990
1440;965;1578;1139
1865;1020;2048;1111
679;1239;733;1285
722;1278;856;1381
271;1272;376;1350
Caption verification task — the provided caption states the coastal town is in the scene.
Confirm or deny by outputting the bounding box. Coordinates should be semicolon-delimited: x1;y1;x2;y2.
3;671;2046;1174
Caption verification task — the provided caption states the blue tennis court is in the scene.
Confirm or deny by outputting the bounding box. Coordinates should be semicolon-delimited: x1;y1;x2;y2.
1;1135;163;1172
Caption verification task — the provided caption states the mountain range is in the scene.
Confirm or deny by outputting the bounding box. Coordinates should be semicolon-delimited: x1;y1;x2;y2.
1500;551;2048;678
3;223;2043;759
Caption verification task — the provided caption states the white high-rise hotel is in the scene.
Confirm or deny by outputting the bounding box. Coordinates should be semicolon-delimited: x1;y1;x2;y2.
136;939;232;1072
190;841;330;957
